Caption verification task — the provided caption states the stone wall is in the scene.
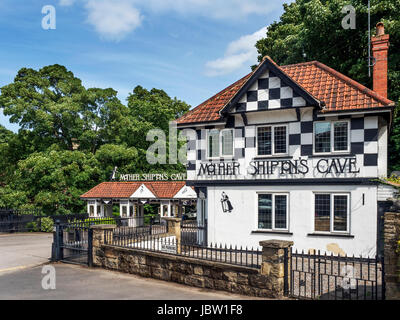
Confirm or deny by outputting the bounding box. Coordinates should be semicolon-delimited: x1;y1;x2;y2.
384;212;400;299
91;225;293;299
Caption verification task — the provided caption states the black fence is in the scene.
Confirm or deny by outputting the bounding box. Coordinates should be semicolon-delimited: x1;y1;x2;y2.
53;222;93;266
104;228;262;269
0;208;89;233
181;242;262;269
52;216;166;265
290;249;385;300
181;219;207;246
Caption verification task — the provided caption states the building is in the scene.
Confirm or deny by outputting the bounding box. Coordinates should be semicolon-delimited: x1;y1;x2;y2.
176;23;396;257
80;181;197;227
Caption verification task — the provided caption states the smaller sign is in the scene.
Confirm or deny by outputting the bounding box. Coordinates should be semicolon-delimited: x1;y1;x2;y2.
160;243;177;254
119;173;187;181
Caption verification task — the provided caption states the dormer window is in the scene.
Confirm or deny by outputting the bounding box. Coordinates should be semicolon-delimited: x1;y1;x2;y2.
207;129;234;159
314;121;349;154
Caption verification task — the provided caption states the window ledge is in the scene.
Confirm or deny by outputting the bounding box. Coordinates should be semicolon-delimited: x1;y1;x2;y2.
307;233;354;238
252;230;293;235
310;153;354;158
253;155;291;160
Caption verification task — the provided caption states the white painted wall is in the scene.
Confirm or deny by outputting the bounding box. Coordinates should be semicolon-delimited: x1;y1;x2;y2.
206;184;378;257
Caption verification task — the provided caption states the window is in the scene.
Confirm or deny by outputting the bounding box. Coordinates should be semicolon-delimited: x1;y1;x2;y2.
89;205;94;216
314;193;349;233
314;121;349;154
221;129;234;156
122;206;127;218
257;125;288;156
207;129;234;158
258;193;288;230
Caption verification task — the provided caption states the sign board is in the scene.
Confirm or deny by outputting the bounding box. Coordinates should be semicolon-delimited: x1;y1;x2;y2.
119;173;187;182
160;243;177;254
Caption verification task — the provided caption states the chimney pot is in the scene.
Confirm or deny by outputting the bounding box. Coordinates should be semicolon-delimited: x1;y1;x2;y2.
376;22;385;36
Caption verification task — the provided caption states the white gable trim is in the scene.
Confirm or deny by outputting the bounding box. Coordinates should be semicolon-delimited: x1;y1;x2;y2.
130;184;156;199
173;185;197;199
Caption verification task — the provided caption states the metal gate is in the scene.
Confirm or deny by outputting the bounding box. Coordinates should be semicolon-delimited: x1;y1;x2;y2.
53;222;93;266
181;219;207;246
290;249;385;300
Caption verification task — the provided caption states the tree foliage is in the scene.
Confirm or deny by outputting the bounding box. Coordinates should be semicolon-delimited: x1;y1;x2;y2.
255;0;400;170
0;65;190;214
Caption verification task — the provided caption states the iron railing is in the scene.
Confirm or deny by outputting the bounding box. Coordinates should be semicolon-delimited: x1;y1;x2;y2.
104;228;262;269
290;249;385;300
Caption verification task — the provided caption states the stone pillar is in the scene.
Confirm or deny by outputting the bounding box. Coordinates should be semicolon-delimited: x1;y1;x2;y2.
162;217;182;254
91;224;116;267
259;240;293;298
384;212;400;299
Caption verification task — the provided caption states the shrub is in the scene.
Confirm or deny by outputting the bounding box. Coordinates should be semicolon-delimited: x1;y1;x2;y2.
25;221;40;232
40;217;54;233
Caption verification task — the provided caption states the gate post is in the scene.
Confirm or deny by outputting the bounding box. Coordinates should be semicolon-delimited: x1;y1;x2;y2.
91;224;116;267
54;220;63;261
259;240;294;298
162;217;181;254
384;212;400;299
88;228;93;268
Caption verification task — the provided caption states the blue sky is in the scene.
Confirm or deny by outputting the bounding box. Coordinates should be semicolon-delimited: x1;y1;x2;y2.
0;0;291;132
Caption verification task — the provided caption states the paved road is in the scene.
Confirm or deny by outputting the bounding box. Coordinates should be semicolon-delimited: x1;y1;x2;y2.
0;263;266;300
0;233;53;274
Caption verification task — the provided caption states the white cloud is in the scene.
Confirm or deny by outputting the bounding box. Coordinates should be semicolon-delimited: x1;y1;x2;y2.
138;0;286;20
58;0;287;41
59;0;76;6
205;27;267;77
85;0;143;41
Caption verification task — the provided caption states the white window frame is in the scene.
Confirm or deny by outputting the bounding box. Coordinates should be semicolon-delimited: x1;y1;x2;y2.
256;192;289;231
206;128;235;159
313;120;350;155
256;124;289;157
313;192;350;234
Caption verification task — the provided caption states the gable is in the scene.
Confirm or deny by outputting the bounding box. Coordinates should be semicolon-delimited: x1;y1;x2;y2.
233;69;307;113
173;185;197;199
131;184;156;199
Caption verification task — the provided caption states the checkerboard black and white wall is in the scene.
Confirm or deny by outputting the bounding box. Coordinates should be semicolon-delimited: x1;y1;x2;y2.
184;68;382;181
233;69;306;112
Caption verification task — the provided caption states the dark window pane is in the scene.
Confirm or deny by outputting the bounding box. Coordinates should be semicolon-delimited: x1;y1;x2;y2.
334;195;348;231
274;126;287;154
208;130;220;157
315;194;331;232
275;195;287;229
221;130;233;156
315;122;331;153
258;127;272;155
334;122;348;151
258;194;272;229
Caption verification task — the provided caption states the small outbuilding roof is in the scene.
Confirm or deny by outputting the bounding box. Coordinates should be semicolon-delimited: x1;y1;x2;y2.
80;181;196;200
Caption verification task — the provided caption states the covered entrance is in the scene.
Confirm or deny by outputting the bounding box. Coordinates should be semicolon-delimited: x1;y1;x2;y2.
80;181;198;228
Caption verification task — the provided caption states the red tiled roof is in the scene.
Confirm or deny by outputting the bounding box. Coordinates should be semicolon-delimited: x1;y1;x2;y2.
176;58;394;125
176;72;254;124
80;181;190;199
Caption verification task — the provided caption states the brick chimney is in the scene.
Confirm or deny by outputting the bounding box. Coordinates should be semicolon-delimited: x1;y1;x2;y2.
371;22;390;98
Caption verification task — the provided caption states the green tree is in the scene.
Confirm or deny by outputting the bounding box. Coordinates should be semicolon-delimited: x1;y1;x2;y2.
0;65;126;154
255;0;400;170
124;86;191;173
2;149;102;214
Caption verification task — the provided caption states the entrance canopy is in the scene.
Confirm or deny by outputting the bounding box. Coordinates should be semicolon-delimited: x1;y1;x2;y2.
80;181;197;218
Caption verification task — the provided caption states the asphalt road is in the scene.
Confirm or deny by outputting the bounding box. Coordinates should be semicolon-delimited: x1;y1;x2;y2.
0;233;53;274
0;263;265;300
